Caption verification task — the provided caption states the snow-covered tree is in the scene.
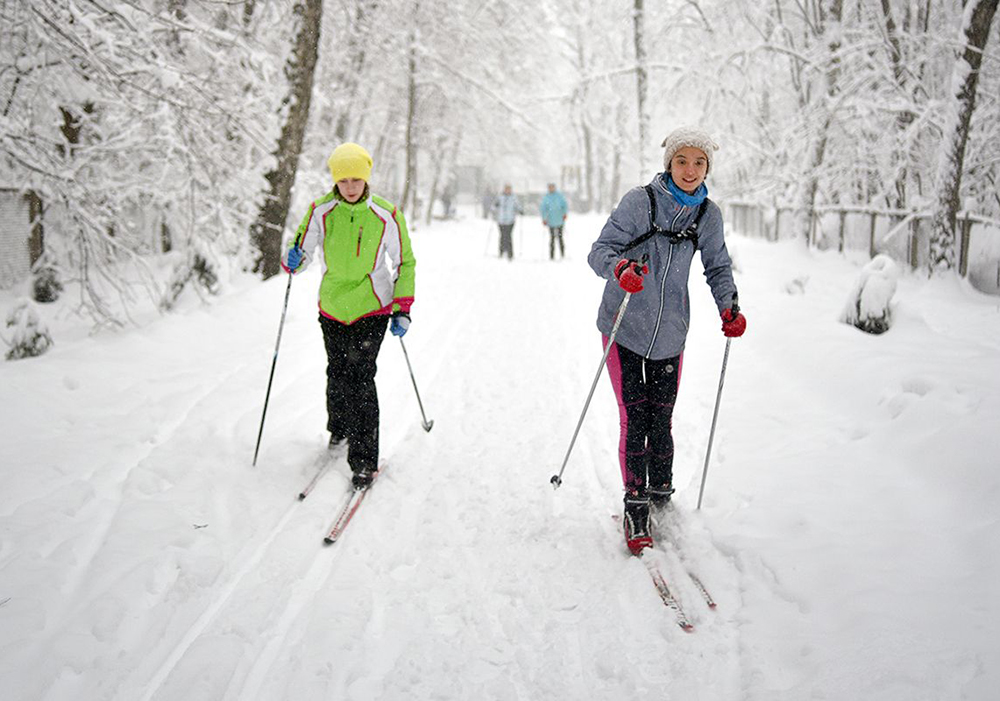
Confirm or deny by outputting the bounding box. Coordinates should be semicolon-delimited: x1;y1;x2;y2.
929;0;999;271
1;1;294;317
249;0;323;279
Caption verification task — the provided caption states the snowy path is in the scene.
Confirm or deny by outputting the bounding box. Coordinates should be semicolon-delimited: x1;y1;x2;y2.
2;212;997;700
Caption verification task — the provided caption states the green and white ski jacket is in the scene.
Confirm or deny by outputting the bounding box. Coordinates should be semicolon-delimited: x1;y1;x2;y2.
283;191;415;324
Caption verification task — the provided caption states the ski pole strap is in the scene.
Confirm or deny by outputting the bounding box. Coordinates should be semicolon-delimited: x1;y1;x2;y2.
620;185;710;255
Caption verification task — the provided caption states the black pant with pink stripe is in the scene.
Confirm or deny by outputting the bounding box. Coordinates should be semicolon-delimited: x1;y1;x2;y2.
604;339;682;493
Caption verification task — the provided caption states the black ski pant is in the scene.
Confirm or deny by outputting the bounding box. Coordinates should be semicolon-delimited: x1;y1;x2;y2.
548;226;564;259
498;223;514;259
319;314;388;473
604;338;682;493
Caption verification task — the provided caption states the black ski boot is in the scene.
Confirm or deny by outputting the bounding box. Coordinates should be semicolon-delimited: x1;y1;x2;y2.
351;466;376;490
648;483;675;509
623;491;653;555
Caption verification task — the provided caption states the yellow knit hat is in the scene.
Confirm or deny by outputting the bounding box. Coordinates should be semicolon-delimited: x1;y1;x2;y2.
327;143;373;183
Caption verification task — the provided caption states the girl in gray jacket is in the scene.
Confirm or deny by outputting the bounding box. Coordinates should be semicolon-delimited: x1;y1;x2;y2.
587;127;747;555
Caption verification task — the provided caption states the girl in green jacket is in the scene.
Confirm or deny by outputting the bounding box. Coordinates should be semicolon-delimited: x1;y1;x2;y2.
283;142;416;489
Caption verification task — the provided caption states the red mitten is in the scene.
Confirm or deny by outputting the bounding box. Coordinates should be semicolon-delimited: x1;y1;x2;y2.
614;259;648;294
721;307;747;337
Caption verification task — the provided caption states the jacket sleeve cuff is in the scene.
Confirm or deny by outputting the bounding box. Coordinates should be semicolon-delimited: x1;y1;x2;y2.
392;297;414;313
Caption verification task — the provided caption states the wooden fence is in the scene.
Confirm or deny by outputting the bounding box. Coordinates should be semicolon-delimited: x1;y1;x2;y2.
725;201;1000;292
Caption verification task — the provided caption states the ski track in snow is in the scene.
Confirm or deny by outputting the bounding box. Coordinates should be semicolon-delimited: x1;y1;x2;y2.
2;212;997;700
138;492;305;701
22;364;251;649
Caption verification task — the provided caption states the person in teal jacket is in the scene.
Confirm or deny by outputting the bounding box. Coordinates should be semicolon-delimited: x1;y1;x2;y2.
282;143;416;489
540;183;569;259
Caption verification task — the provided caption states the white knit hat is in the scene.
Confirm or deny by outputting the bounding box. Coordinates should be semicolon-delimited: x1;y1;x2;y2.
661;127;719;173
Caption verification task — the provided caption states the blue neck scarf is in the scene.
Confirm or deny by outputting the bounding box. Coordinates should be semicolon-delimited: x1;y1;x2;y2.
664;174;708;206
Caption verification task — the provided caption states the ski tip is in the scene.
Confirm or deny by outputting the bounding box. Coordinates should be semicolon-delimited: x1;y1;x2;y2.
680;622;695;633
323;537;335;545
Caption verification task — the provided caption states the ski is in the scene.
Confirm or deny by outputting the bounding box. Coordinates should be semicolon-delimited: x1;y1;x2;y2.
323;487;366;544
641;552;694;632
298;462;330;500
651;508;718;610
614;512;714;624
297;445;348;501
686;571;717;609
322;462;385;544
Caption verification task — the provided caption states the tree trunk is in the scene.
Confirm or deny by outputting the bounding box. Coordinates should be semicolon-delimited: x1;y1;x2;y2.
26;191;44;267
797;124;830;246
425;132;461;224
929;0;998;271
250;0;323;278
400;20;419;216
610;149;622;208
425;138;446;225
879;0;909;216
334;0;379;141
793;0;843;245
632;0;649;179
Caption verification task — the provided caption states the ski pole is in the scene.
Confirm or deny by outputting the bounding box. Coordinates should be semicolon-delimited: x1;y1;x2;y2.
551;290;633;489
697;296;739;509
399;337;434;432
253;272;294;466
483;220;493;256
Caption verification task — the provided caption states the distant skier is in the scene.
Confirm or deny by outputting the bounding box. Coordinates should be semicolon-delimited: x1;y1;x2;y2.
587;127;746;555
490;183;523;259
440;178;456;219
540;183;568;260
282;142;416;489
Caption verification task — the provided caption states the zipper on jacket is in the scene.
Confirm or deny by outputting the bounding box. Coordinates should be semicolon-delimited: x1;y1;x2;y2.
356;225;363;256
645;244;674;357
644;200;686;357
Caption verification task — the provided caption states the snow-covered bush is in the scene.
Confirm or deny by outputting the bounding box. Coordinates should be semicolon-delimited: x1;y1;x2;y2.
4;300;54;360
32;267;63;304
160;250;221;311
841;255;899;334
785;276;809;295
967;260;1000;296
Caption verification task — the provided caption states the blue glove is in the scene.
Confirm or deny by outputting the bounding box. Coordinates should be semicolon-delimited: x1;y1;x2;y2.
390;312;410;337
286;246;304;272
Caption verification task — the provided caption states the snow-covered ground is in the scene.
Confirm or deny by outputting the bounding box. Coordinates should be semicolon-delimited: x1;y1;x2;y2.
1;208;998;700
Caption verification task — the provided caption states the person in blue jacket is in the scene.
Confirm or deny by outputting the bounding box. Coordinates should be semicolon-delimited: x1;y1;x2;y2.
490;184;523;259
587;126;747;555
540;183;569;259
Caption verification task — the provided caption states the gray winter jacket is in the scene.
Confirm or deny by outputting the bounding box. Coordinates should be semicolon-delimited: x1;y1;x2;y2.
588;174;738;360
